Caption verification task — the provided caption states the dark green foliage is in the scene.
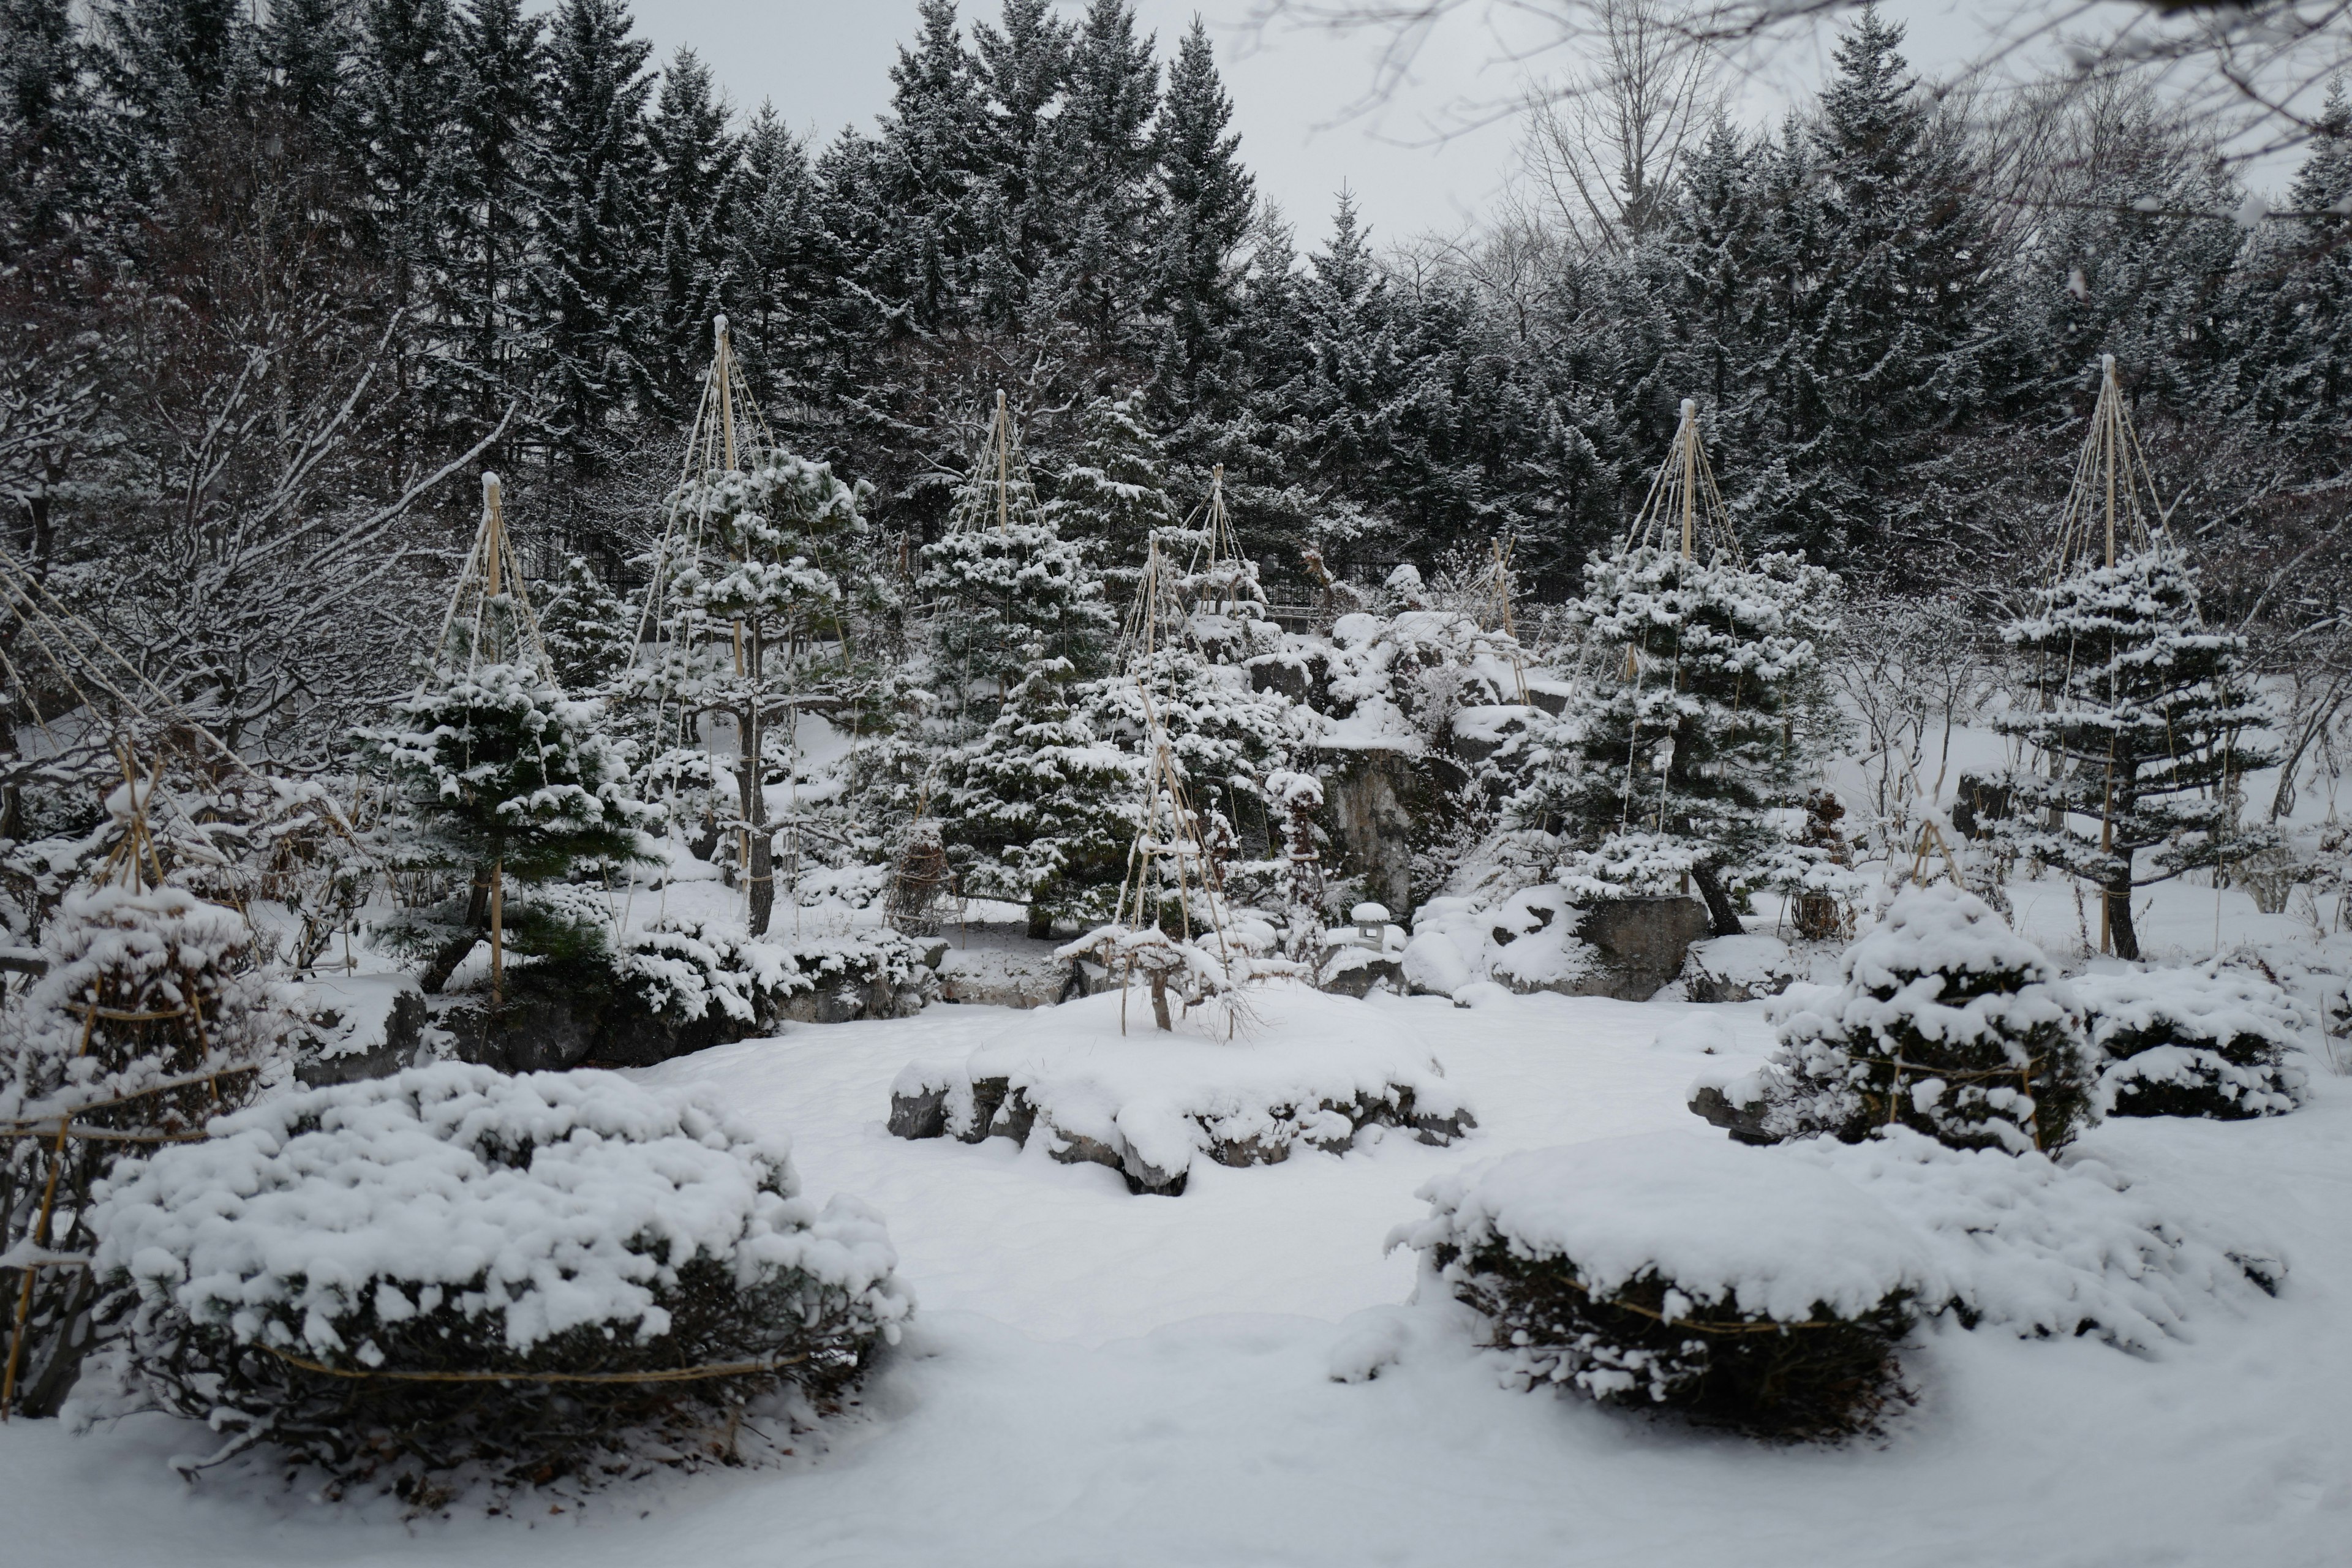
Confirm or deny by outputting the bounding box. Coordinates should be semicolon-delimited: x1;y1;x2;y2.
1751;888;2098;1155
1443;1242;1917;1440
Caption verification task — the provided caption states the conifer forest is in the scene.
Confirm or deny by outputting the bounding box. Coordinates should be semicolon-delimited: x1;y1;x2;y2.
2;1;2351;1561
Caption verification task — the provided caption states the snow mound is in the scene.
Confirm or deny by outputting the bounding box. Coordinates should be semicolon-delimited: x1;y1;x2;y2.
1650;1013;1740;1055
1791;1128;2282;1350
1395;1133;1938;1325
888;980;1472;1194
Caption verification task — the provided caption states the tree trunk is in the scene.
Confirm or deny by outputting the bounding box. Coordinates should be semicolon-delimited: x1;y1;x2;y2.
744;641;775;937
2104;873;2139;962
1691;865;1744;938
1149;968;1172;1031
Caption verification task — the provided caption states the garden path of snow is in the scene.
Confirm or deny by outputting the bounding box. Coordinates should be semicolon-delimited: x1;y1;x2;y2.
6;990;2348;1567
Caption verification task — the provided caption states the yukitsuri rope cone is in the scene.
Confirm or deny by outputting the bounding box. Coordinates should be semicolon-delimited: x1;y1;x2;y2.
630;319;873;941
1994;355;2275;960
1064;538;1246;1035
1526;396;1839;939
0;751;287;1417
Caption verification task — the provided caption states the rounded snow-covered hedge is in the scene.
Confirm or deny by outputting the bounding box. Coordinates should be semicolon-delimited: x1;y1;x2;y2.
2074;967;2307;1120
1395;1134;1936;1436
1701;886;2097;1155
94;1065;910;1487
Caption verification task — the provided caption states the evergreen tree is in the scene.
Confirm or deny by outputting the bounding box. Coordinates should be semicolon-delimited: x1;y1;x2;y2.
443;0;545;427
2233;80;2352;440
1732;884;2098;1155
534;552;636;691
531;0;656;476
1994;548;2275;962
1788;5;1995;561
1150;17;1253;406
646;453;873;935
969;0;1074;333
723;104;828;410
96;0;253;128
369;661;649;989
1045;0;1158;361
649;46;736;404
1044;391;1182;581
349;0;456;318
918;415;1118;725
869;0;987;331
940;648;1142;938
1518;545;1838;936
1;0;96;252
257;0;349;122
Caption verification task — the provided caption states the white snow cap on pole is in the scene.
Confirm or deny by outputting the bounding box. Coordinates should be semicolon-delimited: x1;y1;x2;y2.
481;471;499;507
1681;398;1696;422
2102;353;2115;376
714;314;729;344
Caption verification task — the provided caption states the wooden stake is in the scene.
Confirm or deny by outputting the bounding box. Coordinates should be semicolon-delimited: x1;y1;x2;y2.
1678;399;1697;560
995;391;1010;533
489;856;505;1009
2102;355;2117;570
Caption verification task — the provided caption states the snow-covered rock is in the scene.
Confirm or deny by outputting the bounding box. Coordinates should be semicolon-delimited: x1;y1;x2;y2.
888;981;1472;1194
1404;889;1708;1002
1679;933;1800;1003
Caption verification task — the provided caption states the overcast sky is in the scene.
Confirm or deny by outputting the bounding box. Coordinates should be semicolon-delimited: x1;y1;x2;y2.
616;1;2232;251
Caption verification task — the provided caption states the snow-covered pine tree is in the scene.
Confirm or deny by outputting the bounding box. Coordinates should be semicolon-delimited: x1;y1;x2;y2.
441;0;546;428
1045;391;1184;586
649;45;737;407
1995;547;2274;960
1515;407;1838;936
530;0;657;476
1041;0;1160;365
533;551;635;692
1148;17;1254;412
939;646;1140;939
348;0;456;322
1082;642;1292;865
723;104;827;411
918;398;1117;730
646;447;873;936
366;477;648;994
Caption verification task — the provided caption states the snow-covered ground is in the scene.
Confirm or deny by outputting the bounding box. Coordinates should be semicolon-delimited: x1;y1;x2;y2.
7;929;2348;1566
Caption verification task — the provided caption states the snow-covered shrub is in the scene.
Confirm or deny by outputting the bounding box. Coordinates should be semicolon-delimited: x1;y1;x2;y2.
600;921;935;1045
1394;1134;1936;1437
1704;886;2095;1155
93;1065;911;1488
2075;967;2307;1120
2;886;295;1415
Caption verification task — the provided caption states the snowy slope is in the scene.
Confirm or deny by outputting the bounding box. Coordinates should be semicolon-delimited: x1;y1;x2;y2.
5;987;2346;1566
